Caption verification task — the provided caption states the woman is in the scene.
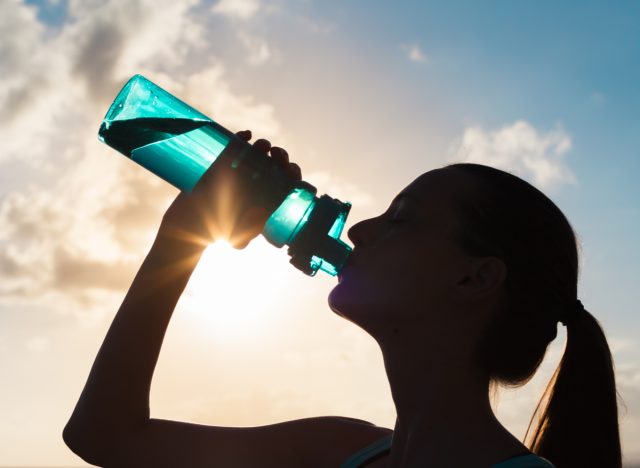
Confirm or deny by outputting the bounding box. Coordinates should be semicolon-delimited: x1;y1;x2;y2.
63;131;621;467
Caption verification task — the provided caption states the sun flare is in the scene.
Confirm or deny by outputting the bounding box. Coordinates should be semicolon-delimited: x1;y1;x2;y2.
179;237;292;342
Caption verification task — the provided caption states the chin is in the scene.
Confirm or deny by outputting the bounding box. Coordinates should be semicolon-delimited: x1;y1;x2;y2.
328;281;350;317
327;279;382;326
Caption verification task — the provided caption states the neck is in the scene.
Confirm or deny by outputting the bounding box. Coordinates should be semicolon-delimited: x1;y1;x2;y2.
379;338;528;468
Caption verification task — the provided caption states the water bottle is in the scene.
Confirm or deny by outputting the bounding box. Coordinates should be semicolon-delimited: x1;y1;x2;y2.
98;74;352;277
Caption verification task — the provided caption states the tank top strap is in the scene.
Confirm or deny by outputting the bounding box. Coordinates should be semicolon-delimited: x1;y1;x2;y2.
340;433;393;468
492;453;556;467
339;435;556;468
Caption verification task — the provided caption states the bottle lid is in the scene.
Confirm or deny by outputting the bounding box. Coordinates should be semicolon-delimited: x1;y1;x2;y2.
287;195;352;276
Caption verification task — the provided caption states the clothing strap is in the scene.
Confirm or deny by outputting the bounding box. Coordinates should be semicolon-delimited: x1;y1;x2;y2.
339;433;393;468
339;433;557;468
493;453;556;468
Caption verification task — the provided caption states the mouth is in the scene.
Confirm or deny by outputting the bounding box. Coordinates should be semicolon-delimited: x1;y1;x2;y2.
337;255;356;282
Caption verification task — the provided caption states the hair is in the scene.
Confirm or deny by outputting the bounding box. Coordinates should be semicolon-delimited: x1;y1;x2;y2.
444;163;621;468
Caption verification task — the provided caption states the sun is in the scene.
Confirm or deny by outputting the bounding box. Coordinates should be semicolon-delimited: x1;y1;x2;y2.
178;237;292;342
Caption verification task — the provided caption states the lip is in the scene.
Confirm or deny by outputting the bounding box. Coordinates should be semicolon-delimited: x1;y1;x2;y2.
337;254;357;281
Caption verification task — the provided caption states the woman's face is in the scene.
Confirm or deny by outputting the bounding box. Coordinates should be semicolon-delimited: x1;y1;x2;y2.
328;169;479;340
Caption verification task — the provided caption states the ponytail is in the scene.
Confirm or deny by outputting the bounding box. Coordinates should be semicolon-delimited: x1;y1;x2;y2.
444;163;622;468
525;308;622;468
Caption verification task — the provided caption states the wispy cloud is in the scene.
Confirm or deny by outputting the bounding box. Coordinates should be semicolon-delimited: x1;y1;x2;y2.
615;359;640;460
401;43;427;63
304;171;374;208
238;31;273;65
591;91;605;105
449;120;576;190
212;0;261;20
0;0;372;322
0;0;282;320
25;336;50;353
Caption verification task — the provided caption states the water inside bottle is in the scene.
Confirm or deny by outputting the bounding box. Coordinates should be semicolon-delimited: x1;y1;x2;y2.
99;117;233;192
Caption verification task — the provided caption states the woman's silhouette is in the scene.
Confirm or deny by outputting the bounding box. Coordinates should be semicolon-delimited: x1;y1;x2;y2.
64;131;622;467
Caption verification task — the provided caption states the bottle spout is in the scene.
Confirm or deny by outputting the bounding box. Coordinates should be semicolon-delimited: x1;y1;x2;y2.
287;195;353;276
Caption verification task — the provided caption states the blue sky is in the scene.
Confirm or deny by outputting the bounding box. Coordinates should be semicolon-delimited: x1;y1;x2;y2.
3;0;640;465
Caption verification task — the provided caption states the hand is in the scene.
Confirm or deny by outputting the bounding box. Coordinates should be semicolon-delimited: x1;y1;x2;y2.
159;130;302;250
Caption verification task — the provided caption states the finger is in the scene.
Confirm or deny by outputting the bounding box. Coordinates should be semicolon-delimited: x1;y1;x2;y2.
270;146;289;166
236;130;252;141
253;138;271;153
287;162;302;181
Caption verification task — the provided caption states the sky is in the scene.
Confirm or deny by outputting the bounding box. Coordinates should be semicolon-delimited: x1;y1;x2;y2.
1;0;639;466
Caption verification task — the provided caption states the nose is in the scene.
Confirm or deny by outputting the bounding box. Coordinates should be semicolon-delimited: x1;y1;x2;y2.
347;217;378;247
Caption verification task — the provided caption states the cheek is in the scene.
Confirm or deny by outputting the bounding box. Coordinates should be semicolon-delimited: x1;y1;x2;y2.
327;266;426;320
328;245;454;320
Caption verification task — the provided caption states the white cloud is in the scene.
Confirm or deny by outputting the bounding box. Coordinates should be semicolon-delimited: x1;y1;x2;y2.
0;0;284;320
239;31;272;65
178;66;280;137
212;0;261;20
615;360;640;461
293;15;336;35
25;336;50;353
304;171;374;208
0;3;40;88
591;91;605;105
0;1;68;165
450;120;576;190
402;43;427;63
617;361;640;408
609;337;636;354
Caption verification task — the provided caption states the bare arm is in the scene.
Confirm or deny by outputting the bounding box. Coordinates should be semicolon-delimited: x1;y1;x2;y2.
62;134;389;468
63;231;205;461
63;133;307;465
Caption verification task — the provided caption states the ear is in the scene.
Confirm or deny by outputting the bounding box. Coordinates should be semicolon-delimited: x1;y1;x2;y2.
455;256;507;300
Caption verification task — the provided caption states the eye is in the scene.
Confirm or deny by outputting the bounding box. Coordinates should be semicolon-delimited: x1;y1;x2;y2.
389;218;408;224
387;204;411;226
388;210;410;223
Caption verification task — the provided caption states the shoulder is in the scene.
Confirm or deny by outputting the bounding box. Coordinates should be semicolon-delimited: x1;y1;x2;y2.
289;416;393;468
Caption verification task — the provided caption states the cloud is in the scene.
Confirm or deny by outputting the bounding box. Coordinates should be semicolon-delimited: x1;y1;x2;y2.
304;171;374;208
401;43;427;63
25;336;50;353
212;0;261;20
0;1;69;164
617;361;640;416
177;66;281;137
449;120;576;190
238;31;272;65
0;0;283;321
293;14;336;35
615;359;640;462
591;91;605;105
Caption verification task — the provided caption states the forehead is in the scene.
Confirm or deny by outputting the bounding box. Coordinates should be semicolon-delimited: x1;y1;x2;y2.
394;169;463;205
391;169;473;229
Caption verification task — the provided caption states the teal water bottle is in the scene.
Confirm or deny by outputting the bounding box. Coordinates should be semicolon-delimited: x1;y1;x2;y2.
98;74;352;276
